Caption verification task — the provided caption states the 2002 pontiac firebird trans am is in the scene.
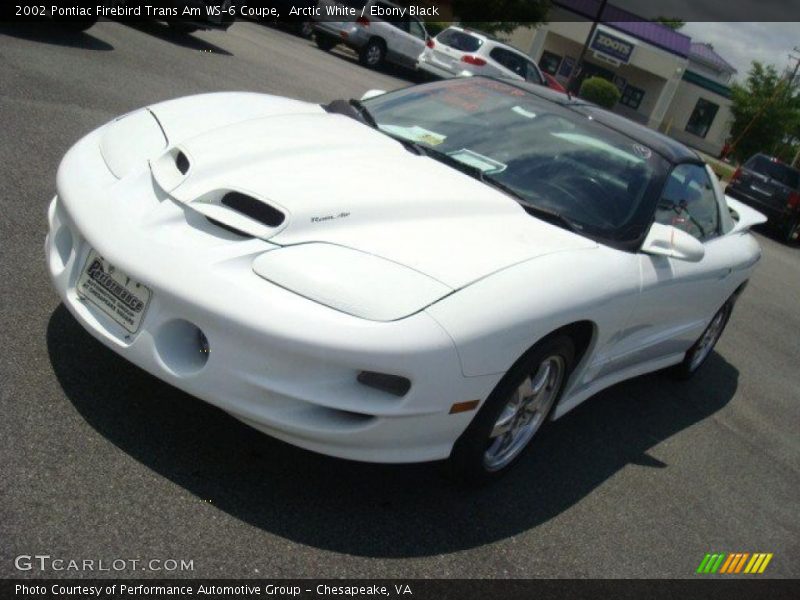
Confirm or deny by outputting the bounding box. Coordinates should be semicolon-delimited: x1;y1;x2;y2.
46;77;766;483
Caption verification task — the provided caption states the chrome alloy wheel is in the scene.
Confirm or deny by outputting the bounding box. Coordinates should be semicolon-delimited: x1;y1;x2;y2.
689;309;726;371
483;355;565;472
366;44;382;66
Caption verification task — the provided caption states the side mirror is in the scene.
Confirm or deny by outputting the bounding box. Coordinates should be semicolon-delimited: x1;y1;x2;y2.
641;222;705;262
360;89;386;101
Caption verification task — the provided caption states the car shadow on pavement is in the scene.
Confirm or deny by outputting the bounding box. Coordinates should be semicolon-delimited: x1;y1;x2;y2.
124;21;233;56
0;22;114;51
47;304;739;558
752;223;799;248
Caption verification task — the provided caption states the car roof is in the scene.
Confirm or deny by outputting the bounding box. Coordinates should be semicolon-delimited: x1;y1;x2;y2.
442;27;535;58
441;25;504;43
495;78;701;164
748;153;800;173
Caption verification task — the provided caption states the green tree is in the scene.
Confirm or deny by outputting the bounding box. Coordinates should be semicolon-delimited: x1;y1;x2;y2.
452;0;550;35
579;77;621;109
729;62;800;163
654;17;685;30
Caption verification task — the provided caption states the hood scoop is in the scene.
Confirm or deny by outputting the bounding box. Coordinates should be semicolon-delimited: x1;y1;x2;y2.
220;192;285;227
150;148;288;239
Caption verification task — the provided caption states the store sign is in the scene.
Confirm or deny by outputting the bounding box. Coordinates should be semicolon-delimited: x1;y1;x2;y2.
591;30;634;64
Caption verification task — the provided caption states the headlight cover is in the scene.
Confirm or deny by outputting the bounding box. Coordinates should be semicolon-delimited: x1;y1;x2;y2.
252;243;453;321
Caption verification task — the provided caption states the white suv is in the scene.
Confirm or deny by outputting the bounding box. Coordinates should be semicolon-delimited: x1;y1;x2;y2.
313;0;429;69
417;26;545;85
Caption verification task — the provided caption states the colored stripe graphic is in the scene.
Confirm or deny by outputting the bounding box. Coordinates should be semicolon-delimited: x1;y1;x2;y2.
697;553;727;573
758;554;773;573
699;553;773;574
734;553;749;573
719;554;736;573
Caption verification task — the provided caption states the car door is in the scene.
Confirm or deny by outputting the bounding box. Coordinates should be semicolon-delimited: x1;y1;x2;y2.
370;1;405;61
600;163;743;375
488;47;525;80
380;15;426;66
521;56;545;85
402;18;428;64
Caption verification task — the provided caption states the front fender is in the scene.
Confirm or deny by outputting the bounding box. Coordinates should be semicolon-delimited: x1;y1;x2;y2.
425;246;640;377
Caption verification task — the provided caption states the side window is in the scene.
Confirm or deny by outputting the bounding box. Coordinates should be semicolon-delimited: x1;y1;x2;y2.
409;19;426;40
490;48;525;77
524;59;543;84
538;50;562;75
655;164;720;241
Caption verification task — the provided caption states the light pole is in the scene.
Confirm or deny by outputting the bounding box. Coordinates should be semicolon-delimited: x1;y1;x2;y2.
565;0;608;94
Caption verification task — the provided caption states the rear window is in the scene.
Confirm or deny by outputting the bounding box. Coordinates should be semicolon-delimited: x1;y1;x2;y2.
745;155;800;188
437;29;483;52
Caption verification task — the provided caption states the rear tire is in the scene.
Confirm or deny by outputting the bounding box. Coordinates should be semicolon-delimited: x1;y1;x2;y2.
359;38;386;68
297;21;314;39
315;33;337;51
669;300;733;380
448;336;574;486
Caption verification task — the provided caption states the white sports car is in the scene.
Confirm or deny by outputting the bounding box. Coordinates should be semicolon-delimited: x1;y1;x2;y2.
46;77;765;483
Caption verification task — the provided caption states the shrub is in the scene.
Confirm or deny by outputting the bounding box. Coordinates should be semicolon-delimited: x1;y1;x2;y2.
425;22;450;36
579;77;621;109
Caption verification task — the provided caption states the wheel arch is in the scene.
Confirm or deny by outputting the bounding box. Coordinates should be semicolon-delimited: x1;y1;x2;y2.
502;319;598;392
367;35;387;49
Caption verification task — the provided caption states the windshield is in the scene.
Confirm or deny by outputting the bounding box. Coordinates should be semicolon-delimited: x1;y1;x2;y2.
362;77;669;246
746;155;800;189
437;29;483;52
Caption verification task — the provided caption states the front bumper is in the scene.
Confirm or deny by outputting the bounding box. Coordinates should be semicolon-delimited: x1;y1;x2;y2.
45;129;498;463
416;58;455;79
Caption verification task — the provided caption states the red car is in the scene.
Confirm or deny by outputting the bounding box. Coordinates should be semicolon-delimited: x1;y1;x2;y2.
543;73;568;94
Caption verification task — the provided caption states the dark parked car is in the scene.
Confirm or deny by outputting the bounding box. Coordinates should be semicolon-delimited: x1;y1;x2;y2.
726;154;800;243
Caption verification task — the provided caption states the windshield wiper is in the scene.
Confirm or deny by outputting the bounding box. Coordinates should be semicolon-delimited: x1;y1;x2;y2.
348;99;377;128
380;133;581;234
517;202;582;234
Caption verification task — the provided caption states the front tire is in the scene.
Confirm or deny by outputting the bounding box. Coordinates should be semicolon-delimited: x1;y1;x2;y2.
448;336;574;485
670;300;733;380
359;38;386;68
315;33;337;51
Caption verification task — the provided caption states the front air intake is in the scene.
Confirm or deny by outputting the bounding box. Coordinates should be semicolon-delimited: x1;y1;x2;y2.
220;192;285;228
175;151;190;174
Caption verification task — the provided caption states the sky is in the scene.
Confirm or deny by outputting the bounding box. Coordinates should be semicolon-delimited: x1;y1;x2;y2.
679;22;798;81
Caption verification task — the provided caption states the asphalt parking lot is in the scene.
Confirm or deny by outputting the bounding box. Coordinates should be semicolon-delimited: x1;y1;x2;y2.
1;20;798;579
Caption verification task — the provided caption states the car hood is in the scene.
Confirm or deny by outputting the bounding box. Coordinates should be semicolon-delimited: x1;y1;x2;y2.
149;96;597;289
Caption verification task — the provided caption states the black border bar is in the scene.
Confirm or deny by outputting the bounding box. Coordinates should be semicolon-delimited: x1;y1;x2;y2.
4;579;800;600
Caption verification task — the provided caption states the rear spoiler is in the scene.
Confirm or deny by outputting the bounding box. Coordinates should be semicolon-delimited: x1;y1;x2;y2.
725;196;767;234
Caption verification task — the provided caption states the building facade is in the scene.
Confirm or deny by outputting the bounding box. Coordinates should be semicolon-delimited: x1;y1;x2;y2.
506;1;736;156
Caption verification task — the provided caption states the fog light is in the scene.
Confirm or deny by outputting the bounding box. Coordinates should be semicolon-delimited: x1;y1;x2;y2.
357;371;410;397
154;320;209;376
198;330;210;355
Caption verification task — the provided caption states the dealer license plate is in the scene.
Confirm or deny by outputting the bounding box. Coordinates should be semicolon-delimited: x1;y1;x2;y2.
77;250;152;333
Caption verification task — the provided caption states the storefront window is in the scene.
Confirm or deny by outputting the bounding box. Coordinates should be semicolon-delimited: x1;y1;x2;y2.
685;98;719;138
539;51;562;75
620;85;644;109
